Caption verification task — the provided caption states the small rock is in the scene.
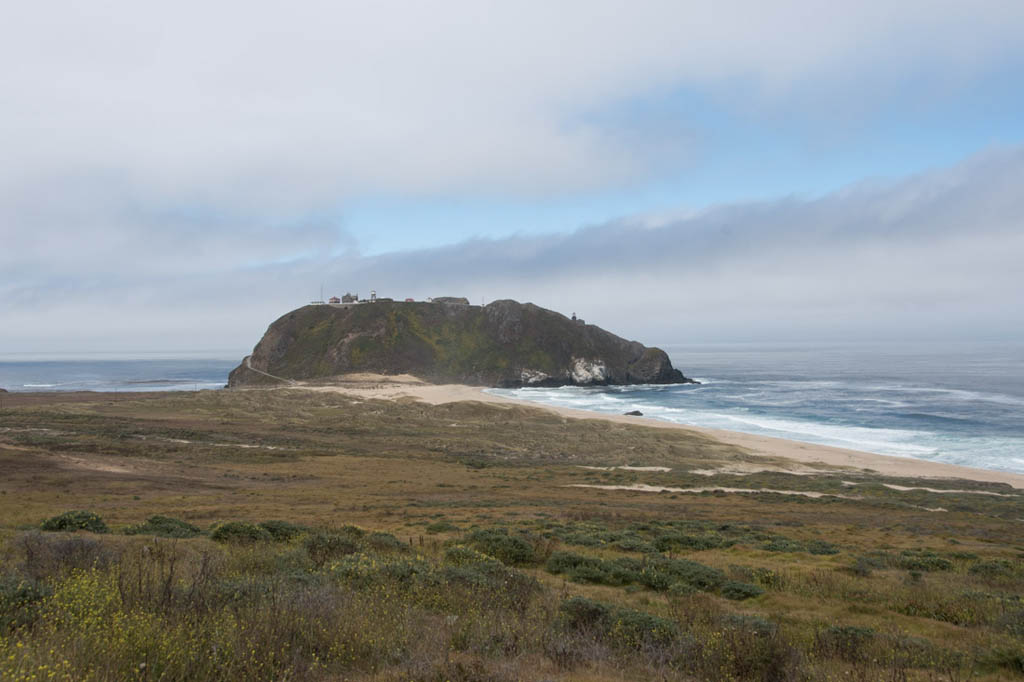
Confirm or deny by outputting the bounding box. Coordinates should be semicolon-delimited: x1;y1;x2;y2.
624;410;643;416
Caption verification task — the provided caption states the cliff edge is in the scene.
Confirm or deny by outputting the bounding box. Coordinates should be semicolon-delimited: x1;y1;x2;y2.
228;299;695;388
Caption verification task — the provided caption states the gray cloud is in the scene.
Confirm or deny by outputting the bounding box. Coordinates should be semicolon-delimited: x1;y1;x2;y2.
3;1;1024;209
3;148;1021;352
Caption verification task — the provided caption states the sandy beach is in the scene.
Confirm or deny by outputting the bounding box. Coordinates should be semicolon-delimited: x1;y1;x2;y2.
300;374;1024;489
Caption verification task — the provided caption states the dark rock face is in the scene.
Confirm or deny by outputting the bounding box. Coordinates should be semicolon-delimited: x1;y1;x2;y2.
624;410;644;416
228;299;696;389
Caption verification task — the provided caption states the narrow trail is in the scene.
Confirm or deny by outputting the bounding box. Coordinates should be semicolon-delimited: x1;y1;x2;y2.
244;356;299;385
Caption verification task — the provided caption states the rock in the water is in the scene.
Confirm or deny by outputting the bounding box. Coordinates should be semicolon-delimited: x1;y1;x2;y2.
229;299;697;389
624;410;643;416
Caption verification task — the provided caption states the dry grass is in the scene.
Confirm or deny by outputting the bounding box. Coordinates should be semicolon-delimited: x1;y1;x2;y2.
0;389;1022;680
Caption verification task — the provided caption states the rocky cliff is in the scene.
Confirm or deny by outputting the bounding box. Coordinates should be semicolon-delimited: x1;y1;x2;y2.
228;299;695;388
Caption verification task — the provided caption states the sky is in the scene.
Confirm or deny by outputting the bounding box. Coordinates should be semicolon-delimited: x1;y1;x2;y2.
2;1;1023;354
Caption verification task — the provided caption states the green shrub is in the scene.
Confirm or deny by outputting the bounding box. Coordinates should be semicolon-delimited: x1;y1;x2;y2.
0;576;51;632
258;520;306;541
210;521;272;544
654;532;729;552
996;609;1024;637
425;520;459;534
558;596;676;650
969;559;1015;578
559;596;611;630
124;515;201;538
545;552;639;586
642;556;725;592
304;531;358;568
546;550;584;574
464;528;534;565
611;535;656;553
806;539;840;555
815;625;875;663
894;550;952;572
366;531;406;551
763;538;804;553
40;510;108;534
721;580;764;600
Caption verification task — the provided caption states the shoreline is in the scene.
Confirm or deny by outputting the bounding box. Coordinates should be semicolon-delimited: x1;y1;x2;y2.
298;375;1024;489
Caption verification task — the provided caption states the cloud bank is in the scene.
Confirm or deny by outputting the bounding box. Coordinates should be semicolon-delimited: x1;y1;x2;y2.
4;148;1022;352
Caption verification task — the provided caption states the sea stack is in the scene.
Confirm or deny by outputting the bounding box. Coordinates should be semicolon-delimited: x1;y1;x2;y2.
229;299;696;388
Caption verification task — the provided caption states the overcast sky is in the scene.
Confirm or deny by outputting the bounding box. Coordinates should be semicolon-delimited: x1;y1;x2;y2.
3;2;1023;353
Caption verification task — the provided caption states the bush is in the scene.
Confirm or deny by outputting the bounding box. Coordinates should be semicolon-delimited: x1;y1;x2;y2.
643;556;725;592
0;576;51;632
721;580;764;601
425;520;459;534
654;532;729;552
969;559;1015;578
304;532;358;568
124;515;201;538
996;609;1024;637
464;528;534;565
611;536;656;553
559;596;611;630
815;625;875;663
258;520;306;541
210;521;272;544
365;531;406;552
763;538;804;553
40;510;108;534
558;596;676;650
894;550;952;572
807;539;840;555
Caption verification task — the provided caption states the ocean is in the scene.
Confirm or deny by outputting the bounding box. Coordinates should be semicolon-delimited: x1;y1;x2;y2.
0;354;239;393
488;342;1024;475
2;343;1023;474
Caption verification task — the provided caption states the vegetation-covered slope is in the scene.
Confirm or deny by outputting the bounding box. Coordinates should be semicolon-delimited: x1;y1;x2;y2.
2;390;1024;681
228;299;692;387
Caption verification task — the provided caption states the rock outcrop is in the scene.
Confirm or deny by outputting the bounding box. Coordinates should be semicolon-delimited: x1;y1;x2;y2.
228;299;695;388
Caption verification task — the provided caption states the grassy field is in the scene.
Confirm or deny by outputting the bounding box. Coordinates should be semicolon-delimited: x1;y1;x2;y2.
1;388;1023;680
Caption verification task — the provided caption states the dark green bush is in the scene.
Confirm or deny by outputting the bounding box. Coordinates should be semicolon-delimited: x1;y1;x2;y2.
721;580;764;601
366;531;406;552
464;528;534;565
895;550;952;572
815;625;875;663
304;532;358;568
0;576;51;632
559;596;611;630
996;609;1024;637
210;521;272;544
558;596;676;650
642;556;725;592
806;539;840;555
654;532;730;552
763;538;804;553
124;515;201;538
969;559;1015;578
611;535;656;553
40;510;108;534
258;520;306;541
425;520;459;534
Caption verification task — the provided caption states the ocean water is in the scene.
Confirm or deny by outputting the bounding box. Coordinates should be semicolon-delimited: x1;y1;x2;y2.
3;344;1023;474
0;354;239;393
488;343;1024;475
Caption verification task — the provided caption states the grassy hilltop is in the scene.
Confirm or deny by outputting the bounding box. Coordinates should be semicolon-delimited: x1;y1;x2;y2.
228;299;689;388
1;389;1023;680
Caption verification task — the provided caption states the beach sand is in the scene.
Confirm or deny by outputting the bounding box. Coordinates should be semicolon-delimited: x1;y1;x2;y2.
298;374;1024;489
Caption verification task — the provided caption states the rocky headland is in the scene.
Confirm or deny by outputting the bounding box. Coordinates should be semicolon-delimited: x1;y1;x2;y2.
228;299;695;388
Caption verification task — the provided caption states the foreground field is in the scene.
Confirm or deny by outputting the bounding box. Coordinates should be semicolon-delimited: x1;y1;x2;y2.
1;389;1022;680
